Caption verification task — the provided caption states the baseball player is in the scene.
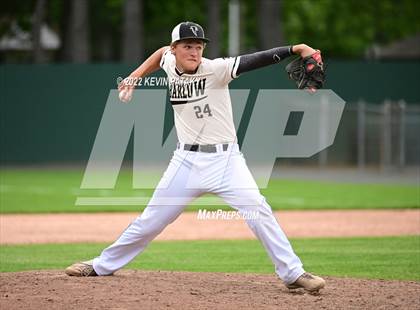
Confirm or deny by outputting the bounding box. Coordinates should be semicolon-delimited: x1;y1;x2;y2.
66;21;326;294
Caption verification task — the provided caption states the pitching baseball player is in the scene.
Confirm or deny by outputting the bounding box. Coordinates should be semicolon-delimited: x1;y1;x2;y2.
66;21;326;294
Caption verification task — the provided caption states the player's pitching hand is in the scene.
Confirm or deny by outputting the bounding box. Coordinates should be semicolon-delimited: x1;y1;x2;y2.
118;78;134;103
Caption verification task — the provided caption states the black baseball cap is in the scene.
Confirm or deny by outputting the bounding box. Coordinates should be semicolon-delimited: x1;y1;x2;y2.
171;21;210;44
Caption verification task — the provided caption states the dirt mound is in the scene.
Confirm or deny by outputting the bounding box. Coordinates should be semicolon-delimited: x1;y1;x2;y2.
1;270;419;310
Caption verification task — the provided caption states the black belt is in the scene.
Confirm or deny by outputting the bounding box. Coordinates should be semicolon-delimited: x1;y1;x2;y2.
178;143;229;153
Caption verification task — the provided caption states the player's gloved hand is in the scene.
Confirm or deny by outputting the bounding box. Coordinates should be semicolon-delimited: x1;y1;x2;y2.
118;77;135;103
285;50;325;92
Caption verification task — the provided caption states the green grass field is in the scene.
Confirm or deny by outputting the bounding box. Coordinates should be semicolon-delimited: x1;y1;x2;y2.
1;169;418;282
1;168;419;213
1;237;418;281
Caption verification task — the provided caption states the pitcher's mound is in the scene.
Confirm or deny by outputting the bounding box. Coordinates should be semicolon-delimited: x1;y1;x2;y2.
1;270;419;309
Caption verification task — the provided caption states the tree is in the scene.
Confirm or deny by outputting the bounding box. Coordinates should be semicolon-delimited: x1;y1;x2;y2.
122;0;143;63
206;0;221;59
258;0;284;49
67;0;90;63
283;0;420;58
32;0;47;63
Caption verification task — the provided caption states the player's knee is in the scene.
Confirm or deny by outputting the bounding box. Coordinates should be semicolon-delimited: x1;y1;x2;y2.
129;218;168;237
234;190;265;207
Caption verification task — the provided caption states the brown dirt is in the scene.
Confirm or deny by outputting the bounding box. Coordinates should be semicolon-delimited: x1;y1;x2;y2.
1;210;419;309
1;270;419;310
1;210;419;244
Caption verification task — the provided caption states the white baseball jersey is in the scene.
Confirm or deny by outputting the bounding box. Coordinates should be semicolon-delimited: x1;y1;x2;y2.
160;48;241;144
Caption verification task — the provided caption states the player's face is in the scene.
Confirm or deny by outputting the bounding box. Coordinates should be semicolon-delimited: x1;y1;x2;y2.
171;40;204;73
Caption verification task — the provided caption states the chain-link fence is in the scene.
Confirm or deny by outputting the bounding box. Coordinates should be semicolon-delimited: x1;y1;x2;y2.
281;102;420;170
354;101;420;169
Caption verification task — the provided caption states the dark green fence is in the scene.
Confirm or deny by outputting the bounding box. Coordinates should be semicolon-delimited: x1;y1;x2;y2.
1;61;419;164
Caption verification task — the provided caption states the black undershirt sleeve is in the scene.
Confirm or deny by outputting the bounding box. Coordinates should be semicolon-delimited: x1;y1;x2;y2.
236;46;294;75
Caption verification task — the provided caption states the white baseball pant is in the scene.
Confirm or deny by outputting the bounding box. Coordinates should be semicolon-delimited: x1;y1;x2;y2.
93;143;305;284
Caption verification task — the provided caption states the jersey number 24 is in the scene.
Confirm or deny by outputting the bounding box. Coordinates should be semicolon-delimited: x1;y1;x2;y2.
194;104;213;119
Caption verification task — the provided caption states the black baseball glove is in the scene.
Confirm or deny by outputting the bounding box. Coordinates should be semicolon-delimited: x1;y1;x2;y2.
285;50;325;90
